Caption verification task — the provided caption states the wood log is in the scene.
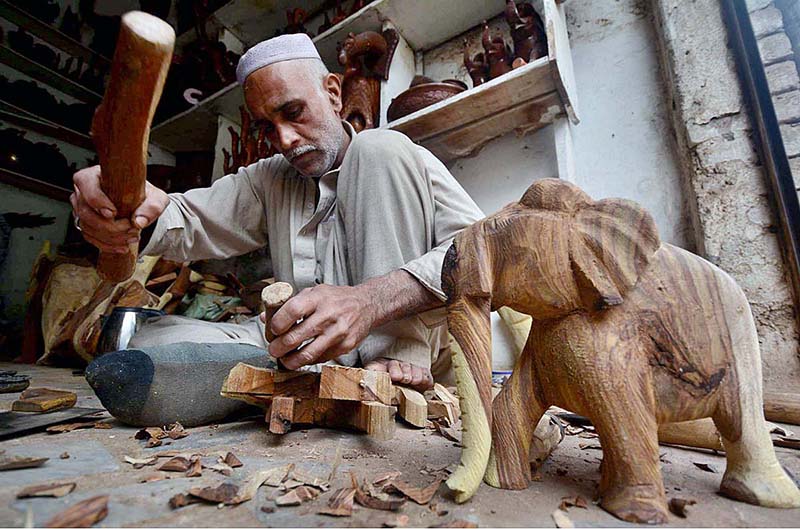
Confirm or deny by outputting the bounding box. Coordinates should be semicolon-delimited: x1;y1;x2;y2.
764;392;800;426
12;388;77;412
657;419;724;451
261;282;294;342
269;396;295;434
393;386;427;428
319;365;392;405
92;12;174;282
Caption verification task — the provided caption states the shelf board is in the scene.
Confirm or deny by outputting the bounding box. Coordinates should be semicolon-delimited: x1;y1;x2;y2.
0;166;72;202
386;58;563;161
313;0;501;68
150;82;243;152
0;45;102;104
0;1;110;67
0;100;95;151
212;0;327;48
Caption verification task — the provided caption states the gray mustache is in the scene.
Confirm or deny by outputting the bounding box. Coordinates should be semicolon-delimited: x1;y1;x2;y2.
285;145;317;162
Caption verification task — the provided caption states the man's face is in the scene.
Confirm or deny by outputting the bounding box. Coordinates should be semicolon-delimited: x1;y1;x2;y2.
243;60;346;177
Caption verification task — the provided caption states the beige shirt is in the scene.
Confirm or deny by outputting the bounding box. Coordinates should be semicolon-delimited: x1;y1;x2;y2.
143;123;484;366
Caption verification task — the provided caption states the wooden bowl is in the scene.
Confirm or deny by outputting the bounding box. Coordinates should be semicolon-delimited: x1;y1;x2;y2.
387;82;466;122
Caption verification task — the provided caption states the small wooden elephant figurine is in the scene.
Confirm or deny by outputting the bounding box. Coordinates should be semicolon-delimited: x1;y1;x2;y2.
442;178;800;524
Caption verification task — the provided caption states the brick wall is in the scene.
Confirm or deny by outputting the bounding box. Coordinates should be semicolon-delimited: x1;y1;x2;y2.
749;0;800;188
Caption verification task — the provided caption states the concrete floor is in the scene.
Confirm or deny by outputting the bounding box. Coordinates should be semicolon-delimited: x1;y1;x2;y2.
0;363;798;527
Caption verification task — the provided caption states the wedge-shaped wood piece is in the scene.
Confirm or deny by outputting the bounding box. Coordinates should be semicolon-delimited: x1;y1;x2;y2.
394;386;427;428
45;495;108;528
221;363;319;398
319;365;392;405
269;396;295;434
12;388;77;412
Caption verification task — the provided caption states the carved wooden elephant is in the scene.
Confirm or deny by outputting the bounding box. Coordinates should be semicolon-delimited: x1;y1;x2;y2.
441;178;800;524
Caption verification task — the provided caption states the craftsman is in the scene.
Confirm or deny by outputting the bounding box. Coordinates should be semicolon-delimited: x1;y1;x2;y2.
70;33;484;426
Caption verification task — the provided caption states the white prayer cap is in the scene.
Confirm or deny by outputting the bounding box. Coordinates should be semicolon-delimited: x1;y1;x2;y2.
236;33;322;84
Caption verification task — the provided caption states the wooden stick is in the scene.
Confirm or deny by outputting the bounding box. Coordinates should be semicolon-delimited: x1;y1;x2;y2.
764;392;800;426
92;11;174;282
261;282;294;342
657;418;724;452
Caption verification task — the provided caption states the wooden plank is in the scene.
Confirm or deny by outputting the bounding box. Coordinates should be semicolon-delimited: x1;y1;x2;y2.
268;396;295;434
12;388;77;412
764;392;800;426
0;45;102;103
394;386;427;428
543;0;579;123
0;0;110;66
319;365;392;405
0;407;103;440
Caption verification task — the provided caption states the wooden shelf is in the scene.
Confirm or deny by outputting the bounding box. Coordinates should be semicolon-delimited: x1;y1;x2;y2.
0;100;95;151
0;167;72;202
386;0;578;161
0;45;102;104
150;0;578;157
0;1;110;67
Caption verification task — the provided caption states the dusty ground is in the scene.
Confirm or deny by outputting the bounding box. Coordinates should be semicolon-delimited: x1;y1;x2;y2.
0;363;798;527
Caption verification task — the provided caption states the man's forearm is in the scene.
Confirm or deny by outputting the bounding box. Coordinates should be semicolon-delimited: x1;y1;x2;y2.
357;269;443;330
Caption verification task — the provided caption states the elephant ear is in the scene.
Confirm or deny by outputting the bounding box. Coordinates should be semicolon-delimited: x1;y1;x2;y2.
570;198;660;310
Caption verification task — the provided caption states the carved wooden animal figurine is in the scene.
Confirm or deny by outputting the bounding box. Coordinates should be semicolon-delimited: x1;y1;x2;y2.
223;105;274;173
481;22;513;80
504;0;547;63
338;30;398;131
463;40;488;88
442;178;800;523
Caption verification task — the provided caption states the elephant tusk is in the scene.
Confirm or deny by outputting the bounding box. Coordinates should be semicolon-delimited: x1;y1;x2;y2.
446;339;492;503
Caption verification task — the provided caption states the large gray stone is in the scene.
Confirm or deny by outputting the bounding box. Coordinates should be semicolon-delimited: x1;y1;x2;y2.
758;32;793;65
773;90;800;123
765;61;800;94
751;5;784;38
780;123;800;157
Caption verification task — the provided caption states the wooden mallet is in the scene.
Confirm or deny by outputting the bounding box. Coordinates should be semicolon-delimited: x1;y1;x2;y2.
91;11;174;282
261;282;294;343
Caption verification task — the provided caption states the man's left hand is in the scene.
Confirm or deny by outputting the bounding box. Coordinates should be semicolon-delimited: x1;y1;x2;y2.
265;283;374;370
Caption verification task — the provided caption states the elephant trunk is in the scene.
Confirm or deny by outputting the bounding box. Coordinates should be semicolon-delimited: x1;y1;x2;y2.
445;296;493;503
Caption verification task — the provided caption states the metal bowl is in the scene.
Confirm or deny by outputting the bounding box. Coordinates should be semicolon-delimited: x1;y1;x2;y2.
96;307;166;355
387;82;466;122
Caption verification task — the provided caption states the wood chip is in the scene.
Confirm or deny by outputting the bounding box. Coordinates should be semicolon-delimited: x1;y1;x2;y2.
355;488;406;511
318;487;355;516
0;455;48;470
46;422;100;434
261;505;275;513
433;420;462;443
45;495;108;528
169;493;201;509
157;457;190;472
373;471;402;487
188;483;240;504
139;472;167;483
275;485;319;506
223;452;243;468
59;452;70;459
185;458;202;477
551;508;574;528
206;462;234;476
289;467;329;490
165;423;188;439
692;462;717;473
265;464;293;487
146;438;162;448
578;443;601;450
135;427;166;440
124;456;158;469
558;496;588;511
668;498;696;518
230;467;283;504
388;477;443;505
17;482;76;498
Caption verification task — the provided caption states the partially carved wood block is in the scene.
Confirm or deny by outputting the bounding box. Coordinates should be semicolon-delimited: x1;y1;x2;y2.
220;363;396;439
441;178;800;523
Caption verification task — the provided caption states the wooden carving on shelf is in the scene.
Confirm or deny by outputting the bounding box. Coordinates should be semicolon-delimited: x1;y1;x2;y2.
481;22;513;80
223;106;275;174
338;29;399;132
92;11;174;282
504;0;547;64
284;8;309;35
463;40;488;88
441;178;800;523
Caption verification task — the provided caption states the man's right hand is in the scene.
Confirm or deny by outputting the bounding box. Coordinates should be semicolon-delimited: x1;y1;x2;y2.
71;165;169;253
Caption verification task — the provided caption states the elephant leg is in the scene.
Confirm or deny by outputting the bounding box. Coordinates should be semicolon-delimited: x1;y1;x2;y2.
586;373;667;525
713;306;800;507
485;338;548;489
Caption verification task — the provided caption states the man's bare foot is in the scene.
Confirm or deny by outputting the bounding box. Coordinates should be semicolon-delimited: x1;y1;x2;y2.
364;358;434;391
